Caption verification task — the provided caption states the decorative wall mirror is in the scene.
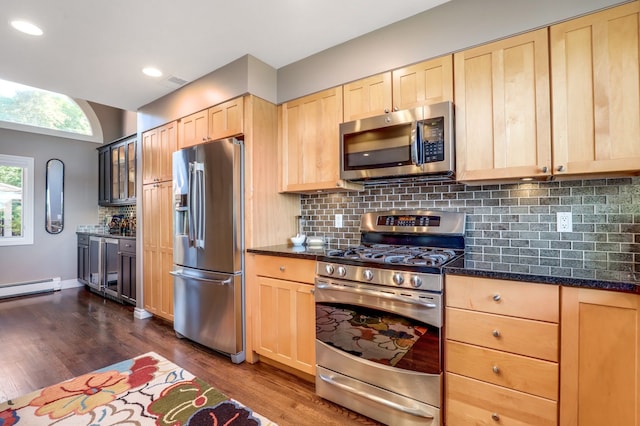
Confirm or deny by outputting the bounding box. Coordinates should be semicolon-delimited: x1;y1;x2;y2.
45;159;64;234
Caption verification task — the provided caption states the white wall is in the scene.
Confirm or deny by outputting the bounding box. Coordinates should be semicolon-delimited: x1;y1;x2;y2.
0;105;131;285
0;128;98;284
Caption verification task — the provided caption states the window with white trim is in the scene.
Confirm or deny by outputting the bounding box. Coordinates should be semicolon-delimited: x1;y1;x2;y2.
0;154;34;246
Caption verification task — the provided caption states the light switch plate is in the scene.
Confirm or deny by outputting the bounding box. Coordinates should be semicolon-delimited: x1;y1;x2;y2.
557;212;572;232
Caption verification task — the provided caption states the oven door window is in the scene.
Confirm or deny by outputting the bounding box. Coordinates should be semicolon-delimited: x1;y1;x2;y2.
316;302;440;375
343;124;413;170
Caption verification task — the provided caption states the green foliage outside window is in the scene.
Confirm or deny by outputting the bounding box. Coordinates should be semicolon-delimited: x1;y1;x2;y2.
0;79;91;135
0;165;23;237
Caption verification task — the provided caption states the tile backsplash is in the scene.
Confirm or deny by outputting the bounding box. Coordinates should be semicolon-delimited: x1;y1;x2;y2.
301;177;640;279
77;205;136;233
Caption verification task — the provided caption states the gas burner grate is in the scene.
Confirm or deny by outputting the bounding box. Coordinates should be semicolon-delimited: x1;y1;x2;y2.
325;245;460;267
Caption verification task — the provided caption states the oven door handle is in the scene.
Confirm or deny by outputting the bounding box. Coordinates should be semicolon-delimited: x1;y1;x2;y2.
318;373;435;419
316;282;437;308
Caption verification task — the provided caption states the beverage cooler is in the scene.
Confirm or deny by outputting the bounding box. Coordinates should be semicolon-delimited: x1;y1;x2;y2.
88;236;119;298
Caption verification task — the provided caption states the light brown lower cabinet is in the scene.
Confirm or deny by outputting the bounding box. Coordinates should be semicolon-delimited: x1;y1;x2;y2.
445;275;559;425
446;372;558;425
142;180;174;321
560;286;640;426
246;253;316;377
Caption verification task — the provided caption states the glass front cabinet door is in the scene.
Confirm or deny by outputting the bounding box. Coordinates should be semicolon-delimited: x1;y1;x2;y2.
99;134;136;206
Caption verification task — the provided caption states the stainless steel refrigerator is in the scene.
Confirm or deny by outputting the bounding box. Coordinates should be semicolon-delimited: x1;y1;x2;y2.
171;137;245;363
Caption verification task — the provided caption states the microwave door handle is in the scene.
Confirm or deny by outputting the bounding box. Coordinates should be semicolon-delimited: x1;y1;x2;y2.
410;121;424;166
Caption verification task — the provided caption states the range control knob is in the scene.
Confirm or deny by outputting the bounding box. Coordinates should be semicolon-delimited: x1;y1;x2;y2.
392;273;404;285
324;264;335;275
363;270;374;281
337;266;347;277
410;275;423;288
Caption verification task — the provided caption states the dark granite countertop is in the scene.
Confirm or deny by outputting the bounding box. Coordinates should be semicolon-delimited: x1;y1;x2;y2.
77;231;136;240
247;244;330;261
444;254;640;295
248;245;640;295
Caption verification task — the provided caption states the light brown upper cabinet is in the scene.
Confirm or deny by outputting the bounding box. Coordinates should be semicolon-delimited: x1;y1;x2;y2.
178;109;208;149
280;87;362;193
392;55;454;111
178;97;245;149
343;72;392;121
550;1;640;177
454;29;552;183
208;97;244;140
342;55;453;122
142;121;177;184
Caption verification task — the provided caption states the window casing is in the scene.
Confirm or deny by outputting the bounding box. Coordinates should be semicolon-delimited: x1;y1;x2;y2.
0;154;34;246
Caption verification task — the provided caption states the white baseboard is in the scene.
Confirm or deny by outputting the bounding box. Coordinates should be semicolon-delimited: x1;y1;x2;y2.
60;279;83;290
0;277;61;299
134;308;153;319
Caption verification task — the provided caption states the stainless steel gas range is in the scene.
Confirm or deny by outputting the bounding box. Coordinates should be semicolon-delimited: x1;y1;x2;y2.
314;210;465;426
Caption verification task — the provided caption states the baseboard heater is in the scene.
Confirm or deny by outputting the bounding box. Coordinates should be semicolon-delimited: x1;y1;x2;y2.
0;277;61;300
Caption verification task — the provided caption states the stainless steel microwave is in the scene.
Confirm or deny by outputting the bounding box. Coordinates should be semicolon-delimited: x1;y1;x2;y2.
339;101;454;181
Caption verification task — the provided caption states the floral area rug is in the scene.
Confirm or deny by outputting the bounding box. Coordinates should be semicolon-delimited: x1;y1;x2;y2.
0;352;277;426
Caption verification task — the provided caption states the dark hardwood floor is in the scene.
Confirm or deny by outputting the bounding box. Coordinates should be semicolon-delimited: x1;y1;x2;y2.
0;287;382;425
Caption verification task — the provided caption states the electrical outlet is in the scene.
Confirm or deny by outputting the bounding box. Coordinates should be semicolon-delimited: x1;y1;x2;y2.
557;212;572;232
335;214;343;228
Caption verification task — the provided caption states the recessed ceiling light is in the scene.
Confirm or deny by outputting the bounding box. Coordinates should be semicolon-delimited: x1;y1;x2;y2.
11;20;43;36
142;67;163;78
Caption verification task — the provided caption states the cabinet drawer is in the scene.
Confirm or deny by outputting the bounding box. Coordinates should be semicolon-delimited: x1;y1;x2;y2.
254;255;315;283
446;373;557;426
446;308;558;361
77;233;89;245
446;341;558;400
446;275;559;322
119;238;136;254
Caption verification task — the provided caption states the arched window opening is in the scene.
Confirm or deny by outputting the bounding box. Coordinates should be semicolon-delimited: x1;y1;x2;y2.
0;78;103;143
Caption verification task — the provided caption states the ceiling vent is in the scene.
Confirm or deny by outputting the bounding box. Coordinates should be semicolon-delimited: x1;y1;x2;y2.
159;75;189;89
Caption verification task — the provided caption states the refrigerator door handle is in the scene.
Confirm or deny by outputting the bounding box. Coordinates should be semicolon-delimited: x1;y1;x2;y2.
187;162;196;247
194;162;205;249
170;270;232;285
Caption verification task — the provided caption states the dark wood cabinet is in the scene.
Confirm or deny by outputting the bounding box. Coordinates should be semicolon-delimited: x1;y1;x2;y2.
98;149;111;205
77;233;90;284
78;233;136;305
98;134;137;206
118;238;136;304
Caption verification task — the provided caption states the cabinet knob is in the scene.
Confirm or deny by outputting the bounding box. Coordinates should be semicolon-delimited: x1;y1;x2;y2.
541;166;548;173
492;329;501;338
492;293;501;302
491;413;500;422
492;365;500;374
384;108;390;114
557;165;565;172
279;266;285;272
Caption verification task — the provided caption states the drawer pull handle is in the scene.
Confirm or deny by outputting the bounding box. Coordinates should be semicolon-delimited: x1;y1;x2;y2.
492;293;501;302
492;329;501;338
492;365;500;374
491;413;500;422
279;266;285;272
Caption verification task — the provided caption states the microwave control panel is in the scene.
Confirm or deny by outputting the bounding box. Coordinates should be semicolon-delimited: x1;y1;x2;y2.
418;117;445;163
